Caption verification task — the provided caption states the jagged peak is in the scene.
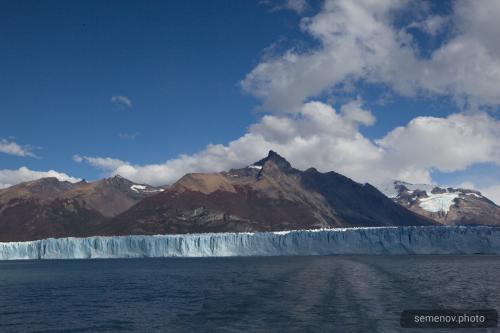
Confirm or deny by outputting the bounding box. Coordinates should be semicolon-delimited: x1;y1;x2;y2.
106;174;132;182
102;174;135;186
253;150;292;171
30;177;60;183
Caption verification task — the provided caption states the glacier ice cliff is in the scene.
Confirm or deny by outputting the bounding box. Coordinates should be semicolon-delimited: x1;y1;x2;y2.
0;226;499;260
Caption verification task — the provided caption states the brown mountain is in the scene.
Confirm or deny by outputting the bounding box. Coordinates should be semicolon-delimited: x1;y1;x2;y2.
0;176;163;241
62;175;164;217
382;181;500;226
0;152;437;242
102;151;434;236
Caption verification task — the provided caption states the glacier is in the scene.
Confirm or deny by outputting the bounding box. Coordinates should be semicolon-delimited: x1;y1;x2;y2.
0;226;499;260
419;192;460;213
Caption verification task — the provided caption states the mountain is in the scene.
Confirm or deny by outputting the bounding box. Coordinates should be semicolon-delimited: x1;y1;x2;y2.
0;152;439;242
62;175;164;217
381;180;500;226
0;176;163;241
102;151;433;236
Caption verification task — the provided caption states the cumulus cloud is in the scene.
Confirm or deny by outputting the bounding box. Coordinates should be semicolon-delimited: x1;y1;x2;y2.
74;101;500;192
241;0;500;112
0;139;37;158
73;155;128;170
340;99;376;126
75;101;378;185
0;167;80;189
376;113;500;174
111;95;133;109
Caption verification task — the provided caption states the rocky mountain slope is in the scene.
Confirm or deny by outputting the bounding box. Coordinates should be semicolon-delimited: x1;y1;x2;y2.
381;181;500;226
0;176;163;241
103;151;433;236
0;151;453;242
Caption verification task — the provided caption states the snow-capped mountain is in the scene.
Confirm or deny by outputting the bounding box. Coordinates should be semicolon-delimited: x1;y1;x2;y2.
381;181;500;226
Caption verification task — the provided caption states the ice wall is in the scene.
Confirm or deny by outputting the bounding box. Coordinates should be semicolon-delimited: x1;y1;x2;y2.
0;226;499;260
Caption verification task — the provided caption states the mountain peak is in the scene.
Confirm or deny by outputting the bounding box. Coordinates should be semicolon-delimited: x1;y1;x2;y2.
24;177;75;189
107;174;131;182
29;177;60;184
101;174;135;187
253;150;292;171
2;177;75;200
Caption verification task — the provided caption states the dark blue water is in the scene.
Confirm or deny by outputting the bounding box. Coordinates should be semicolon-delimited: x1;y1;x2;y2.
0;256;499;332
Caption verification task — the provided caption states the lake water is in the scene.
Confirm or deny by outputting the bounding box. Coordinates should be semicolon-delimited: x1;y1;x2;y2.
0;256;499;332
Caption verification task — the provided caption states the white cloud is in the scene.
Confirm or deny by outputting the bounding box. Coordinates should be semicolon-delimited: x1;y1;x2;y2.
111;95;133;109
409;15;448;36
72;155;83;163
0;139;37;158
75;101;380;185
241;0;500;112
75;101;500;190
340;99;375;126
0;167;80;189
263;0;308;14
376;112;500;174
284;0;308;14
73;155;128;170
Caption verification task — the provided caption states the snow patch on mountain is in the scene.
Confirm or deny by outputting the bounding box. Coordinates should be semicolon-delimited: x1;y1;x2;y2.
379;180;488;214
130;185;147;192
130;184;164;193
419;192;459;213
465;192;483;198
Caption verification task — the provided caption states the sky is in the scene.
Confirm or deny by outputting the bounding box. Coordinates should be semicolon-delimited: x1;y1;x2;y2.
2;0;500;204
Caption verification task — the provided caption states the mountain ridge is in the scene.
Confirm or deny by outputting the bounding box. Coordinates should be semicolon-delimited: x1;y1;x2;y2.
2;151;498;242
0;176;163;241
380;180;500;226
103;151;433;236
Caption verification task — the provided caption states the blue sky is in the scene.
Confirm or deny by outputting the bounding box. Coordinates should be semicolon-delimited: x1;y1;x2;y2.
1;0;288;177
1;0;500;203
